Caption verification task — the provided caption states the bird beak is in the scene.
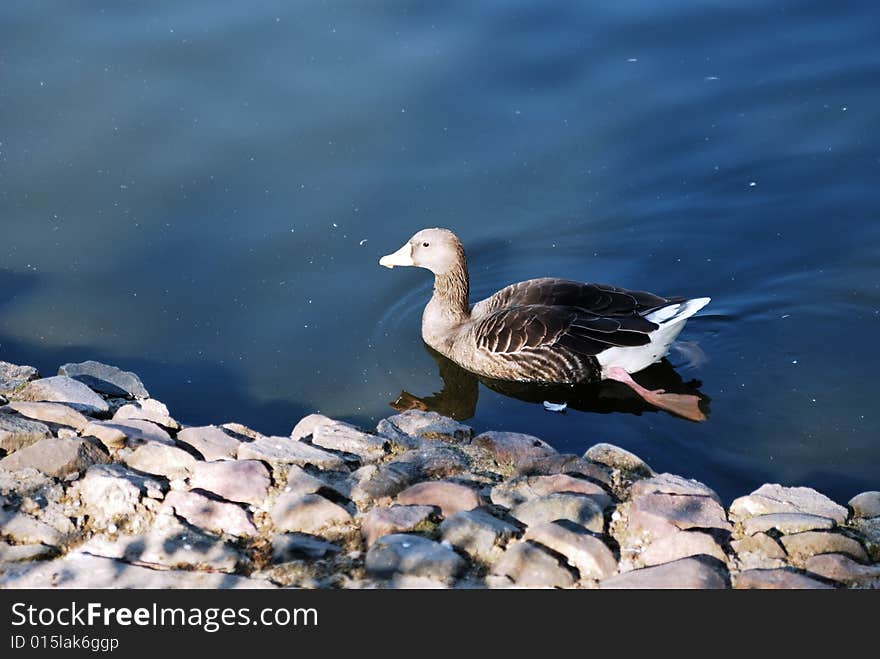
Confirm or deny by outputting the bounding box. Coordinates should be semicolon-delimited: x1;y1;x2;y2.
379;243;414;269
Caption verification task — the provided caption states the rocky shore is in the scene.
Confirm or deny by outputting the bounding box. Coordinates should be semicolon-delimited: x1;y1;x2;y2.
1;359;878;589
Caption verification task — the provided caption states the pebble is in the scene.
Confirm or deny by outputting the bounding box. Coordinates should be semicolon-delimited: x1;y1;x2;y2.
237;436;345;470
491;540;576;588
805;553;880;587
163;490;258;537
732;568;833;590
396;480;482;517
523;521;617;579
742;512;835;536
584;443;654;476
600;557;727;589
491;473;612;510
365;533;465;581
779;531;869;564
113;399;179;430
471;431;557;469
121;443;197;480
3;401;89;431
0;414;52;452
729;483;848;524
848;491;880;519
360;505;436;547
176;425;241;460
640;530;728;567
59;361;150;399
270;493;353;535
511;493;604;533
189;460;271;506
0;437;109;479
9;376;109;415
440;509;519;562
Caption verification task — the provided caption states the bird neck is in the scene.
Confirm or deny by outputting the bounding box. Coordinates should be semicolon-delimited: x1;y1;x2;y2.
422;253;470;353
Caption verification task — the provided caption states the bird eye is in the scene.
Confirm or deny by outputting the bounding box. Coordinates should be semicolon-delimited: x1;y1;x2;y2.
422;242;430;247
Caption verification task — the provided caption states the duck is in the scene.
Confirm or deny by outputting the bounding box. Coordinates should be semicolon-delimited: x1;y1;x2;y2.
379;228;710;421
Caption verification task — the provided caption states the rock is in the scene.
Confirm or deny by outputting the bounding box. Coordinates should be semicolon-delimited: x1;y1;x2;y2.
270;493;353;535
113;399;179;430
805;553;880;587
271;533;341;562
440;509;519;562
175;426;240;461
630;473;721;503
237;436;346;470
282;465;341;498
853;517;880;561
378;410;473;444
491;474;612;510
849;491;880;519
221;422;263;440
641;530;728;567
0;437;108;478
58;360;149;399
350;462;422;506
290;413;352;440
162;490;257;537
584;443;653;476
3;401;89;431
387;575;450;589
524;521;617;579
0;467;52;497
732;568;833;590
491;540;576;588
601;557;727;589
9;376;109;415
83;419;173;450
0;414;52;452
627;493;731;539
74;465;154;525
471;431;556;469
397;481;482;517
729;483;848;524
189;460;270;507
360;505;436;547
779;531;869;564
511;493;604;533
394;445;470;478
742;512;835;536
730;533;787;570
0;541;56;562
0;361;40;394
121;443;196;480
311;424;388;462
514;454;613;488
0;510;64;546
365;534;465;581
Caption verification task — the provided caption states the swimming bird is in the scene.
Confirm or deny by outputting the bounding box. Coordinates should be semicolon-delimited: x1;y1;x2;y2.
379;228;710;421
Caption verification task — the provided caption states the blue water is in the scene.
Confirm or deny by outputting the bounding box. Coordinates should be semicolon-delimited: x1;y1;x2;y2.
1;1;878;502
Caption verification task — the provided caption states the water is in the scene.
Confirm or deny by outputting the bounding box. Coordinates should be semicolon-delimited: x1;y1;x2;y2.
1;1;878;503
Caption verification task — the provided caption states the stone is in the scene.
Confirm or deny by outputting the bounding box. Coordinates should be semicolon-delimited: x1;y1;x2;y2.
361;505;436;547
290;413;352;441
189;460;270;507
0;467;52;497
440;509;519;562
471;431;556;469
732;568;833;590
584;443;653;476
512;493;604;533
365;534;465;581
0;361;40;394
378;410;473;444
600;557;727;589
350;462;421;506
221;422;263;440
730;533;787;570
491;474;612;510
122;443;196;480
849;491;880;519
491;540;576;587
627;493;731;539
0;541;56;562
113;399;179;430
162;490;257;537
853;517;880;561
271;533;341;562
641;530;728;567
0;510;64;546
311;424;388;462
630;473;721;503
237;436;345;470
805;553;880;587
9;376;109;415
3;401;89;431
0;413;52;452
742;512;835;536
75;465;145;524
397;481;482;517
780;531;869;564
514;453;613;488
524;521;617;579
83;419;173;450
729;483;848;524
58;360;149;399
270;493;353;535
0;438;108;478
394;445;470;478
283;465;340;498
177;425;241;460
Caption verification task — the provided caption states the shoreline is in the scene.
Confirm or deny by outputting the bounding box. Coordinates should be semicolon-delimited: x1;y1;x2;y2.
1;359;878;589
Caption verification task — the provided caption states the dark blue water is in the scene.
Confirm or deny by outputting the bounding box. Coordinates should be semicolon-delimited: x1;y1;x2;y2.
1;1;878;503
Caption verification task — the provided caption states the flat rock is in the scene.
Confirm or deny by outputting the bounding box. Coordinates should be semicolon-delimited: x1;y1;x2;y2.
176;425;241;460
0;541;56;562
491;474;612;510
397;481;482;517
271;533;341;562
630;473;720;503
733;568;833;590
491;540;576;588
729;483;848;524
743;512;835;536
584;443;653;476
121;443;196;480
849;491;880;519
0;510;65;546
113;399;179;430
189;460;270;507
0;437;108;478
163;490;257;537
58;360;149;399
10;376;109;415
361;505;436;547
3;401;89;431
282;465;342;499
0;361;40;394
524;521;617;579
805;553;880;587
780;531;869;564
601;557;727;589
311;424;388;462
853;517;880;561
237;436;345;470
83;419;172;450
731;533;787;570
378;410;473;444
366;533;465;581
514;453;613;488
0;467;52;497
511;493;604;533
0;413;52;452
394;445;470;478
290;413;353;441
641;530;728;567
270;493;353;535
440;509;519;562
627;493;731;539
221;422;263;440
350;462;422;506
471;431;557;469
74;463;165;525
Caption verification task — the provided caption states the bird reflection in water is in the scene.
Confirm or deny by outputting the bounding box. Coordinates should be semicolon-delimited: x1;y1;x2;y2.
391;343;710;422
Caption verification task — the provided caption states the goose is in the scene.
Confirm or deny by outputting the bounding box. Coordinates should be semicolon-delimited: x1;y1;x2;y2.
379;228;710;421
